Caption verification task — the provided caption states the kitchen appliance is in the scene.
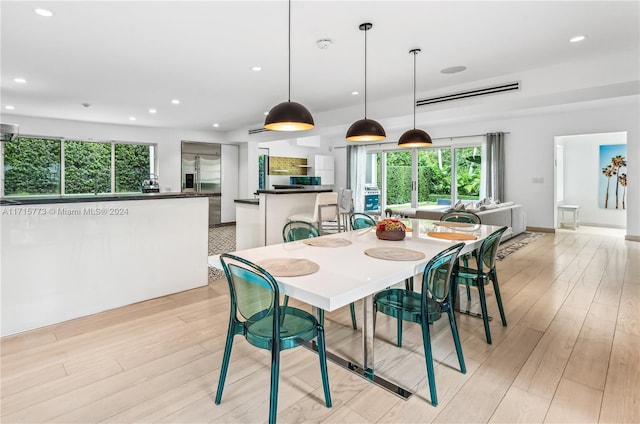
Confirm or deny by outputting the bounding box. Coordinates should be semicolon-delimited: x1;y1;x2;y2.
181;141;221;225
364;185;380;213
0;123;19;142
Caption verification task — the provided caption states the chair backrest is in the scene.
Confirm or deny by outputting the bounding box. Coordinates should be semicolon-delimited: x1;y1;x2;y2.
350;213;376;230
478;226;508;271
282;221;320;242
339;188;353;211
313;192;339;222
441;211;481;224
220;253;279;325
421;243;465;304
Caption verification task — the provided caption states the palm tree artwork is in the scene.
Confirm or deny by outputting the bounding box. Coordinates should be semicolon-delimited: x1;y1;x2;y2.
599;145;628;210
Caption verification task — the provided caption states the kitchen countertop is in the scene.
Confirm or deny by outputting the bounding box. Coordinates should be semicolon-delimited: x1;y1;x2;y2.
0;192;219;206
234;198;259;205
257;187;333;195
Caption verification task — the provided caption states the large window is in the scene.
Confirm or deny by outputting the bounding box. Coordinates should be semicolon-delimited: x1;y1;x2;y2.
2;137;155;196
366;136;484;211
3;137;61;196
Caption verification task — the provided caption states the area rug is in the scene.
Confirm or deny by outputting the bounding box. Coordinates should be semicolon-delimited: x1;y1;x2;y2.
208;224;236;280
496;232;544;261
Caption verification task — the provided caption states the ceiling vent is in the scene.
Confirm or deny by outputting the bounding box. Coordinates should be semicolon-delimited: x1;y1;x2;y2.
417;81;520;107
248;127;271;135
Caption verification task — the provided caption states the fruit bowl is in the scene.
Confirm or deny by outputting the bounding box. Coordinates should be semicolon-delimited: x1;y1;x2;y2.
375;218;406;241
376;229;406;241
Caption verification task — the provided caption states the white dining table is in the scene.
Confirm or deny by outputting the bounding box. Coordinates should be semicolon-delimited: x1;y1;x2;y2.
208;219;502;399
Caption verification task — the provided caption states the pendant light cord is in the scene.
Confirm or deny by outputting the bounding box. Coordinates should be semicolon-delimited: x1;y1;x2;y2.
288;0;291;102
412;50;416;129
364;26;368;119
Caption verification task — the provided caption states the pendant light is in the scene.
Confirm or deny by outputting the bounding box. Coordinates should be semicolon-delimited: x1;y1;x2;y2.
398;48;432;148
346;23;386;142
264;0;314;131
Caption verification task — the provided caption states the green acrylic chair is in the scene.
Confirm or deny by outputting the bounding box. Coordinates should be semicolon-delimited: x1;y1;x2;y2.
373;243;467;407
349;212;376;230
215;253;332;424
453;226;508;345
282;220;320;242
281;221;358;330
441;210;482;301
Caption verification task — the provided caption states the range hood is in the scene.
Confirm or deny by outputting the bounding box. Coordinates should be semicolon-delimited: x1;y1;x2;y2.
1;123;19;142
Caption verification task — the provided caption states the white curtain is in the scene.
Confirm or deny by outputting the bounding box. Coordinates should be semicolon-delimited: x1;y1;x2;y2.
347;145;367;212
484;132;505;201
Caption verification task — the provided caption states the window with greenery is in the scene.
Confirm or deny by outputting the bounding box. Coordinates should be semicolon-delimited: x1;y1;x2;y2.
385;151;412;208
115;143;152;192
64;140;112;194
3;137;61;196
455;146;481;202
2;137;156;196
417;148;452;206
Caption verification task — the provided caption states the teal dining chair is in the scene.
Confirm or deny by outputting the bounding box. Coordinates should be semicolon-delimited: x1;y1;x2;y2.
373;243;466;407
215;253;332;424
281;221;358;330
349;212;376;230
441;210;482;301
452;226;508;345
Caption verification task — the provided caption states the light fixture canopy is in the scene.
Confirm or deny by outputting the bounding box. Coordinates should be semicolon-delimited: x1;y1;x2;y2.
264;0;314;131
398;48;432;148
346;23;385;142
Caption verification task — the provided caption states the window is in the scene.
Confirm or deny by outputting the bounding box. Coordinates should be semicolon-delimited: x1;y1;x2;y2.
2;137;156;196
64;140;111;194
3;137;61;196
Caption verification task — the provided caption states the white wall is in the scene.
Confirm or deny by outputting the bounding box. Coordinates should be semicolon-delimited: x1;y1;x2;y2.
560;132;627;228
4;115;224;194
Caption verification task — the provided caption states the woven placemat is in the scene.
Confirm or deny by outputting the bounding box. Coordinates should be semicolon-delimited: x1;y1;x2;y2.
427;232;477;241
433;221;479;229
302;238;352;247
257;258;320;277
364;247;426;261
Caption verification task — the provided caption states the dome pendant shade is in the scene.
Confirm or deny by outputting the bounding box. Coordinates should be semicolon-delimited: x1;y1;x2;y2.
398;128;432;147
346;118;386;142
346;22;386;142
398;48;432;148
264;101;314;131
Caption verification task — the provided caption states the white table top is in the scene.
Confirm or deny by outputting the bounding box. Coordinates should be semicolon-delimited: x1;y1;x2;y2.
208;219;502;312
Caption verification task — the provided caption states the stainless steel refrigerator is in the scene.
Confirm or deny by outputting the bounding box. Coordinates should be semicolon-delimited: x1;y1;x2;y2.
181;141;221;225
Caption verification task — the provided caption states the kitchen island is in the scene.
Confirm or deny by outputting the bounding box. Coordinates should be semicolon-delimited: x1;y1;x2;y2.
1;193;209;336
235;187;333;249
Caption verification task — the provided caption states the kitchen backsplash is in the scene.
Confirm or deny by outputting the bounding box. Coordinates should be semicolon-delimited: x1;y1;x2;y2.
268;156;308;175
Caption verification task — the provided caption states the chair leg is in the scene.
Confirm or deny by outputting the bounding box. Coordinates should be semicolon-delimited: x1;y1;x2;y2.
404;276;414;291
420;316;438;407
268;346;280;424
476;282;492;344
214;321;236;404
397;316;403;348
349;303;357;330
491;271;507;326
283;295;289;308
446;306;466;374
317;323;333;408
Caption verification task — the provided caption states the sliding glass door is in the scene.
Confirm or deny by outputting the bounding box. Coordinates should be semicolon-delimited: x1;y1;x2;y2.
384;150;413;210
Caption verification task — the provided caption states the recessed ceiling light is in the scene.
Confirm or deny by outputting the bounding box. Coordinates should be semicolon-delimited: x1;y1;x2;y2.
149;108;157;114
5;105;15;110
441;66;467;74
171;99;180;105
251;66;262;72
570;35;586;43
14;77;26;84
213;123;219;128
264;111;269;115
35;8;53;17
351;91;359;95
129;117;136;121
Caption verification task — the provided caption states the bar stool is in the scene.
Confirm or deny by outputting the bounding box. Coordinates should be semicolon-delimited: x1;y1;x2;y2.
289;192;340;235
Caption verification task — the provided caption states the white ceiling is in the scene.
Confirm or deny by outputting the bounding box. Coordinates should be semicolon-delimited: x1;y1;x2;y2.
1;1;639;136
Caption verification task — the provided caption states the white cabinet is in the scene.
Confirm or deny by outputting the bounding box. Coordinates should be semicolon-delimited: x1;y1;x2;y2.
221;144;239;223
310;154;334;185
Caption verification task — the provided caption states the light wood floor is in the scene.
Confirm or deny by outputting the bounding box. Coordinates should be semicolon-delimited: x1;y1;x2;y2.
2;230;638;423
